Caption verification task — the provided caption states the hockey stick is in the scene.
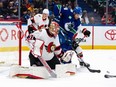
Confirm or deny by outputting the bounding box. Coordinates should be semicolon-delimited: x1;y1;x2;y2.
104;74;116;78
79;58;101;73
38;57;57;78
74;36;101;73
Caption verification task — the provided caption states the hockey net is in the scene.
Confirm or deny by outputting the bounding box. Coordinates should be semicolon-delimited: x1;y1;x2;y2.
0;20;22;66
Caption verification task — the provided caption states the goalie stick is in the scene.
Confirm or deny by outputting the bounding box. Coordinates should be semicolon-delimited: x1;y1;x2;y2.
38;57;57;78
104;74;116;78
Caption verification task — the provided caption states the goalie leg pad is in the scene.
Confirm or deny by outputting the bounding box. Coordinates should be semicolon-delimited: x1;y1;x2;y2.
55;64;77;78
9;65;50;79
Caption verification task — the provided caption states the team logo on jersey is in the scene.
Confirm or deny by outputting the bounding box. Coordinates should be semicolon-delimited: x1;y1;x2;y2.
46;42;56;53
105;29;116;40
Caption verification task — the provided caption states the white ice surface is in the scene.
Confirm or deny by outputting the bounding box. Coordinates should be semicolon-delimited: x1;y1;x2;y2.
0;50;116;87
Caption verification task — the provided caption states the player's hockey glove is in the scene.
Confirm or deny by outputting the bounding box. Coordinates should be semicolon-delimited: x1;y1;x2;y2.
82;28;91;37
61;50;74;63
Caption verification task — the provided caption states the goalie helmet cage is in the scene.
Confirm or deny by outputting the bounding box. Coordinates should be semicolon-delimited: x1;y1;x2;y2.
0;19;22;66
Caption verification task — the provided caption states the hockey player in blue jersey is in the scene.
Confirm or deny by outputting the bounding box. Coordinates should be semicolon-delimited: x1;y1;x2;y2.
59;4;73;29
53;0;63;27
59;6;91;67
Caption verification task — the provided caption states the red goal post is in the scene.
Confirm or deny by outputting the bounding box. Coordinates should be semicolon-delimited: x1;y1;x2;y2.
0;19;22;65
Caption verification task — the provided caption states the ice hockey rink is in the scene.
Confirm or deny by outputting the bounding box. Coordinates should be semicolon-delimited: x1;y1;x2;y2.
0;50;116;87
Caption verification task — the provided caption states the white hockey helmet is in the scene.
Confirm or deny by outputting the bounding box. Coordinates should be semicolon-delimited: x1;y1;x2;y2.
49;21;60;37
42;9;49;15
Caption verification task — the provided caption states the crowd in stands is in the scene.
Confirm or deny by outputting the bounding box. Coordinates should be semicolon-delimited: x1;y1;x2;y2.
0;0;115;25
84;0;116;25
81;10;95;24
0;0;77;23
0;0;19;19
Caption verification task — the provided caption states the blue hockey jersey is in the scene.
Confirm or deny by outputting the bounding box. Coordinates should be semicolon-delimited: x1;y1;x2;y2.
59;16;81;52
60;7;73;28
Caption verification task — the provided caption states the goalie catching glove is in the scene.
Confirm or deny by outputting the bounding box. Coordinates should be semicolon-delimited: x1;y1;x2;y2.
82;28;91;37
61;50;75;63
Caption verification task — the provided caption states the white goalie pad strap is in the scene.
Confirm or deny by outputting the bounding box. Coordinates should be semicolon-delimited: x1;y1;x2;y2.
9;65;50;79
55;64;77;78
62;50;75;62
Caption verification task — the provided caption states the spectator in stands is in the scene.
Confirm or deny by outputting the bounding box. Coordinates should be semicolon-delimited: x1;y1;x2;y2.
0;0;7;6
70;0;76;9
34;8;39;14
101;13;106;24
0;15;3;19
48;0;54;12
28;0;33;3
111;7;116;24
101;13;114;25
33;0;46;9
21;10;31;23
0;2;6;18
90;17;95;24
109;0;116;7
81;10;90;24
27;3;35;13
0;0;97;24
6;1;18;19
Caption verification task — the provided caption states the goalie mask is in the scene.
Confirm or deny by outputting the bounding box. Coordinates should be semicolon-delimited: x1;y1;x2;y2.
49;21;60;37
